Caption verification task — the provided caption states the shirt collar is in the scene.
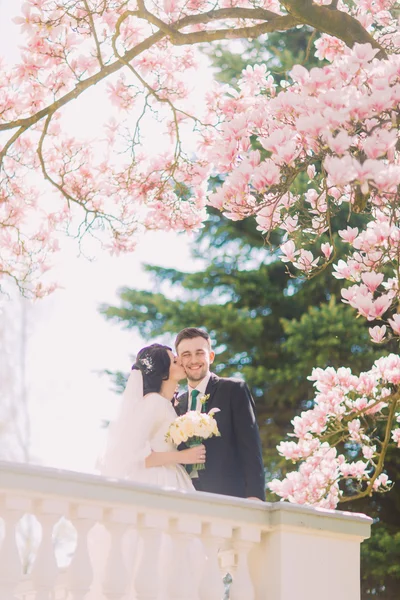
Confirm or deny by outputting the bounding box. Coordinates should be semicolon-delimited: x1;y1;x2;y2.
188;372;211;396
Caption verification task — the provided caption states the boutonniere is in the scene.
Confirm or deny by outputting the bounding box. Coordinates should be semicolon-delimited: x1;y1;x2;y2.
199;394;210;412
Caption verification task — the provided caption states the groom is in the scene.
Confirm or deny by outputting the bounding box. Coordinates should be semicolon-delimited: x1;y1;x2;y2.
175;327;265;501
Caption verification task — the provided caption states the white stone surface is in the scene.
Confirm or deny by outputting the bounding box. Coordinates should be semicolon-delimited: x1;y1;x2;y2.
0;461;372;600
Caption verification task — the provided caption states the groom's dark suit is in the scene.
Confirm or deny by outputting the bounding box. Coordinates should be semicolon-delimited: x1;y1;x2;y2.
176;373;265;500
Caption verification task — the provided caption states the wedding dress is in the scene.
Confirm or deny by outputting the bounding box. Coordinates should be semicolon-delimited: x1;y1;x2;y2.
86;371;195;600
99;370;194;491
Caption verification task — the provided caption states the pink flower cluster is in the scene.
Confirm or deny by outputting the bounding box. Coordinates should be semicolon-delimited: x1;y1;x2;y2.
268;356;399;507
1;0;399;295
205;41;400;347
269;443;341;509
335;215;400;340
1;0;215;294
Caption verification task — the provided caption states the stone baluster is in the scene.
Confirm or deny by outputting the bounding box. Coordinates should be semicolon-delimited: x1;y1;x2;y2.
66;503;101;600
199;522;231;600
0;495;31;599
134;512;168;600
247;531;268;600
229;525;260;600
102;507;137;600
31;499;66;600
165;515;202;600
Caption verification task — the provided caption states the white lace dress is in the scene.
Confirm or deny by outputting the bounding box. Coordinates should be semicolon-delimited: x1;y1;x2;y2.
100;391;194;491
121;392;194;490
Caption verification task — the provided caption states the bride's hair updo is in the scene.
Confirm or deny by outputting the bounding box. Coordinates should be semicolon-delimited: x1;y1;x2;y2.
132;343;172;395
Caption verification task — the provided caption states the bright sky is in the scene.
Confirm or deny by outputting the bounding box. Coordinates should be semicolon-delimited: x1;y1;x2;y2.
0;0;207;471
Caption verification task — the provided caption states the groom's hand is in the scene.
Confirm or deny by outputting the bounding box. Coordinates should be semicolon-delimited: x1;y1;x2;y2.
246;496;264;502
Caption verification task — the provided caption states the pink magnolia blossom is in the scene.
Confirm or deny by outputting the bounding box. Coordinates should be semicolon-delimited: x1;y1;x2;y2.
388;314;400;335
280;240;299;263
348;419;362;442
325;131;352;155
340;460;368;478
341;283;369;305
338;227;359;244
374;355;400;385
346;290;393;321
324;155;357;187
251;160;281;191
321;242;333;259
363;128;398;159
333;260;358;281
369;325;387;343
281;215;299;233
307;165;316;180
293;249;320;273
362;445;376;460
255;203;281;232
351;43;381;64
361;271;384;293
373;473;391;491
392;429;400;448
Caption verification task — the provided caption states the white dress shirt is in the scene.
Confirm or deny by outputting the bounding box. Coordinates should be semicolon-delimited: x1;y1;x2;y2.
188;372;211;411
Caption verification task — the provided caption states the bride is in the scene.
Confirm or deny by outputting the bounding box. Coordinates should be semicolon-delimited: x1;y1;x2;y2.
88;345;205;599
99;343;205;489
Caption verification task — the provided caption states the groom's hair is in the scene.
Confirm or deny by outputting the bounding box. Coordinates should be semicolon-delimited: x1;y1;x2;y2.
175;327;211;350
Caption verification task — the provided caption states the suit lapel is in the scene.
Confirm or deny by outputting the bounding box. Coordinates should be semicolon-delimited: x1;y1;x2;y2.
203;373;219;413
175;392;188;416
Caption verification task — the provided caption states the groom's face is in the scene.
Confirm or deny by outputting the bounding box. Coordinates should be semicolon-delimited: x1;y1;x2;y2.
177;337;215;384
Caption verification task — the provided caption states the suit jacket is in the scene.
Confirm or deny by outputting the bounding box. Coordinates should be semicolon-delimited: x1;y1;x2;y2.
176;373;265;500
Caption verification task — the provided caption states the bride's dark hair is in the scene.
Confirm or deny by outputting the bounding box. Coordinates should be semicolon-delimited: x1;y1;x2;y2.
132;343;172;395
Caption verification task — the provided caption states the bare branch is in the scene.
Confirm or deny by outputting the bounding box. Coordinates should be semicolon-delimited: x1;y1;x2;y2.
139;15;299;45
82;0;105;68
0;125;28;168
111;30;182;167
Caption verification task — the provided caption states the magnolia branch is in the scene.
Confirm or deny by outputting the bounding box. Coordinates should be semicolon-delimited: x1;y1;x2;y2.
133;4;299;43
280;0;386;57
35;111;142;247
36;112;121;233
340;390;400;504
82;0;105;68
0;125;28;167
111;25;184;186
0;3;386;138
0;28;165;133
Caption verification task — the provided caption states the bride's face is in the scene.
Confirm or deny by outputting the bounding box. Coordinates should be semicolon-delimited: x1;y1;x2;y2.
167;350;186;382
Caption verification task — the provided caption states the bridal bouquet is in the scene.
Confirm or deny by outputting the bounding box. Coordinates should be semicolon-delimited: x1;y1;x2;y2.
166;408;221;477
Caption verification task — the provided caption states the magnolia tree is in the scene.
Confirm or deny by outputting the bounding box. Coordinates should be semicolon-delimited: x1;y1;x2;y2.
1;0;400;507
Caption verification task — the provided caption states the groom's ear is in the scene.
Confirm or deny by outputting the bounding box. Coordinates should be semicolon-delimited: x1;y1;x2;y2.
209;350;215;364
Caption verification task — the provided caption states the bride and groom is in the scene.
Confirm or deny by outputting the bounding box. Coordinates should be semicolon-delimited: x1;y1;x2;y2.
100;327;265;501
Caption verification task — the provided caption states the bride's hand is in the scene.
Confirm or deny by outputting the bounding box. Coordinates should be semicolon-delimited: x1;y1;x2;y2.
178;444;206;464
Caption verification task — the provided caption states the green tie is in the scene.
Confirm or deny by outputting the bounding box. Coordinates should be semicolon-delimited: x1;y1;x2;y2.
190;389;200;411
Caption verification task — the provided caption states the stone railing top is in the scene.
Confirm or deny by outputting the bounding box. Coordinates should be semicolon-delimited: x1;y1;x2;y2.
0;460;372;539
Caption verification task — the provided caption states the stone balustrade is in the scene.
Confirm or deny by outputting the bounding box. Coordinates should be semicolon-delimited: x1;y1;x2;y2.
0;461;372;600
